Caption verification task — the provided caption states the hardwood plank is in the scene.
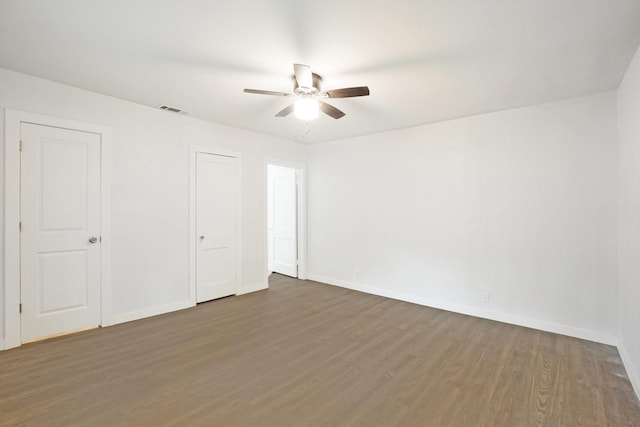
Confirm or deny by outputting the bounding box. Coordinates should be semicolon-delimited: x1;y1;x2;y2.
0;274;638;426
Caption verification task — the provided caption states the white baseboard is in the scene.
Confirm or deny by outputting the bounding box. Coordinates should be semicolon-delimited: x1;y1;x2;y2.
238;281;268;295
107;299;193;326
618;341;640;402
99;281;269;327
307;274;618;346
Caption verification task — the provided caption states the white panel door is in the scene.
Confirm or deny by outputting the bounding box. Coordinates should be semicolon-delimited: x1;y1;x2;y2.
196;153;238;302
268;165;297;277
20;123;101;342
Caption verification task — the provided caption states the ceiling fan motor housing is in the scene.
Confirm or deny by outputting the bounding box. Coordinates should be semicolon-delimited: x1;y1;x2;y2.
294;73;322;95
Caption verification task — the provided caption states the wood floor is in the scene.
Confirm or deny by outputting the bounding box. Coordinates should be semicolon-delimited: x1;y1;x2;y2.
1;274;639;426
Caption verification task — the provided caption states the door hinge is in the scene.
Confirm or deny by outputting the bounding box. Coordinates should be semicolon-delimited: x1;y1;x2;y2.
20;140;23;152
19;303;22;313
19;222;22;232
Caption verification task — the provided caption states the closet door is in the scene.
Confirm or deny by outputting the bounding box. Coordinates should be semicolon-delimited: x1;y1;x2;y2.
196;152;238;302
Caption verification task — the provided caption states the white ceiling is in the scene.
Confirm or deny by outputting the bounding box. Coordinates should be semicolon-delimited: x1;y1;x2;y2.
1;1;640;143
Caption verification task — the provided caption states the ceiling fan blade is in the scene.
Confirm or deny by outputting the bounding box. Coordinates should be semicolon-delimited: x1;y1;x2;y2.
275;104;295;117
294;64;313;89
320;101;346;119
325;86;370;98
244;88;292;97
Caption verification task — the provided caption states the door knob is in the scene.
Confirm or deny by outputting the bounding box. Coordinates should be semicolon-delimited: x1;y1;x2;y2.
199;235;205;240
89;236;98;244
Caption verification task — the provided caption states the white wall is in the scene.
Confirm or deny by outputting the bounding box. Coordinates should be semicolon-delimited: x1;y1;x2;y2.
0;68;306;343
308;92;619;344
618;45;640;398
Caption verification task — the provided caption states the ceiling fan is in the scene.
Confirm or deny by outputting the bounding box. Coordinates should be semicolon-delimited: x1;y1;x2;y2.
243;64;370;120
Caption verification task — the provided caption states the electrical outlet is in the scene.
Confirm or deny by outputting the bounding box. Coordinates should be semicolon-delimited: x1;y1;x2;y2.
480;292;490;303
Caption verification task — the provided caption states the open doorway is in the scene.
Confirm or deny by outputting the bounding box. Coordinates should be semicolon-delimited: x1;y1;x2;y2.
267;163;306;279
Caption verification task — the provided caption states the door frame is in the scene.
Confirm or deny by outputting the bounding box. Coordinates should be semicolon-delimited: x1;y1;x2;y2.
264;158;307;281
3;109;112;350
189;145;242;303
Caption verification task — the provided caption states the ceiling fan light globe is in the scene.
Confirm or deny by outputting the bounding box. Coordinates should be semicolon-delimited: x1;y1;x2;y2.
294;98;319;121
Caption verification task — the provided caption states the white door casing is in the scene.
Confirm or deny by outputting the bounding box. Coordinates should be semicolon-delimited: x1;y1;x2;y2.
20;123;102;342
196;152;238;302
268;165;297;277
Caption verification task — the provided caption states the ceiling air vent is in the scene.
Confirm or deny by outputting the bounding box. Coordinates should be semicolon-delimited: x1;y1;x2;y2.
158;105;187;114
